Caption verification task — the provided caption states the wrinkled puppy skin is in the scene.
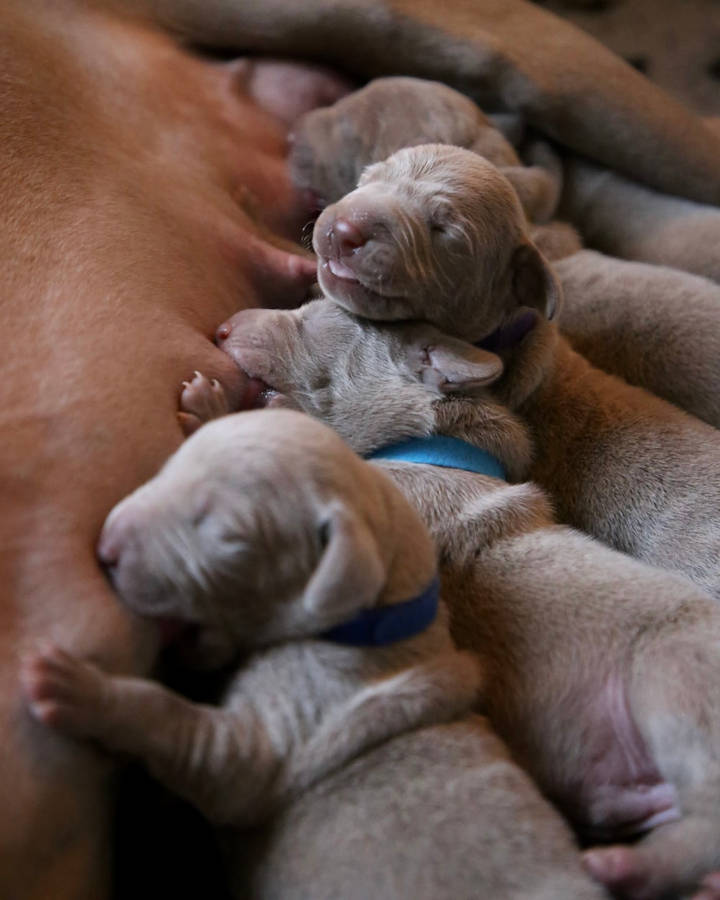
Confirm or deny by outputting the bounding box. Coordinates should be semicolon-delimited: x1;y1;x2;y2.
290;76;562;222
211;299;720;900
312;143;561;340
23;410;604;900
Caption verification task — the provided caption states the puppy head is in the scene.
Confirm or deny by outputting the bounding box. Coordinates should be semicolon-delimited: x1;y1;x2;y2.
216;300;503;456
98;410;432;660
313;144;560;341
290;76;520;207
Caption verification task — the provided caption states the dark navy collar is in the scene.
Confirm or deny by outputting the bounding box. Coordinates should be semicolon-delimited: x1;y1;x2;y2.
368;435;507;480
476;310;537;352
321;577;439;646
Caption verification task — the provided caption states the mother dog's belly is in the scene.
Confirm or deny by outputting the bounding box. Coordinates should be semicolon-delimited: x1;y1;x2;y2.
0;3;319;897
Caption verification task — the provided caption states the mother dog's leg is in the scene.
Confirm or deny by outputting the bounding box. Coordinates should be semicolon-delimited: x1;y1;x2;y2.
1;2;318;897
109;0;720;204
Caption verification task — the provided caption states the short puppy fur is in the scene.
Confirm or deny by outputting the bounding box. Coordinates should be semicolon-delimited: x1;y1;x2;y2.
311;143;720;602
206;302;720;900
22;410;602;900
290;76;562;223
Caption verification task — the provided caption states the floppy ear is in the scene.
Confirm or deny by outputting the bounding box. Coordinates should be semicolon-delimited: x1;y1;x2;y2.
415;330;503;394
303;502;386;624
509;241;562;320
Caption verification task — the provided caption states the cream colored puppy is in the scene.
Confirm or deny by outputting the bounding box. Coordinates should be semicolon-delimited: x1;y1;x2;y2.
199;301;720;900
22;410;603;900
311;144;720;602
559;157;720;282
290;76;562;222
556;250;720;429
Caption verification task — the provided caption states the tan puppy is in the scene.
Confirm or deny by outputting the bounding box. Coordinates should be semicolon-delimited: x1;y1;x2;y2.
310;144;720;602
559;157;720;282
312;143;561;341
198;302;720;900
556;250;720;429
22;410;604;900
290;76;562;222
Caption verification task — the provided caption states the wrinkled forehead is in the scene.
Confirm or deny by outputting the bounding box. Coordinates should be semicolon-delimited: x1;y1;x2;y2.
361;147;513;212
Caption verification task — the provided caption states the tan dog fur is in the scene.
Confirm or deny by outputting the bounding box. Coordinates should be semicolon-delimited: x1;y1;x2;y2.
309;144;720;601
23;410;605;900
559;157;720;282
5;0;720;895
202;303;720;899
290;76;562;222
556;250;720;429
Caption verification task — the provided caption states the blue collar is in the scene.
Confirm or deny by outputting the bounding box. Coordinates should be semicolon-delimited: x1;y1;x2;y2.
368;435;507;480
321;577;439;646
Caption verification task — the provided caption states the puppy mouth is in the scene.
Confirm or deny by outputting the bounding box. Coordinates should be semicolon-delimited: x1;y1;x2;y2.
318;257;406;307
239;371;286;408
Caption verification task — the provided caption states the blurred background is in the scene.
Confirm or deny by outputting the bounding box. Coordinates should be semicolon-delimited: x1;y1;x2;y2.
534;0;720;115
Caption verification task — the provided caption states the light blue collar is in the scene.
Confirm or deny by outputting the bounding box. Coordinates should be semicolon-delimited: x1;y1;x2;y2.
321;577;439;646
368;435;507;480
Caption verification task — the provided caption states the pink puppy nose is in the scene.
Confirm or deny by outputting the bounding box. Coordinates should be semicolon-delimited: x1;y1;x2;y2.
216;321;232;344
330;218;366;257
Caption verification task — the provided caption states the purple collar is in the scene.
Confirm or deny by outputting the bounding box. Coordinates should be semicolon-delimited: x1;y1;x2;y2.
476;310;537;352
321;577;439;646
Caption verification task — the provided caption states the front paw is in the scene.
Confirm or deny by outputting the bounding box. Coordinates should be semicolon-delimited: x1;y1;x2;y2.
178;371;231;436
22;644;109;738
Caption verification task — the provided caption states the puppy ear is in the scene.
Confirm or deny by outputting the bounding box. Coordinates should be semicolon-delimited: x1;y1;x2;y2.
303;502;386;623
415;330;503;394
509;241;562;320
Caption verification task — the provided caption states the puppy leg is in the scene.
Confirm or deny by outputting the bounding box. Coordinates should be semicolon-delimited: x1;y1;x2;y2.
22;645;278;824
583;629;720;899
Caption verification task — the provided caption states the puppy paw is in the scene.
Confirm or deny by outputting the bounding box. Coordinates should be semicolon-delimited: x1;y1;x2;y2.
179;371;230;435
22;644;109;738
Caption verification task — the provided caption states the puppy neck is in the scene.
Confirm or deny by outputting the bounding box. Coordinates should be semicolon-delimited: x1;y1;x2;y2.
492;318;559;411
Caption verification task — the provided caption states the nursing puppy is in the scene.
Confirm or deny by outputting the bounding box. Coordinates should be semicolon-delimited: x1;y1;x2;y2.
22;410;603;900
556;250;720;429
203;303;720;900
312;143;720;601
290;76;562;222
559;157;720;283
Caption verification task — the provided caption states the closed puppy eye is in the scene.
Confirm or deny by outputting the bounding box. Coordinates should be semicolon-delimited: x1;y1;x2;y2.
318;519;331;548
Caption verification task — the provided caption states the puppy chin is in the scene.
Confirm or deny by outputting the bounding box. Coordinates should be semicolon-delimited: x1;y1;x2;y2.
317;261;408;320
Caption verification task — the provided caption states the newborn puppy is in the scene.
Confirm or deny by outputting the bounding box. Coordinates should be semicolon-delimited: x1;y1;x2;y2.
313;143;561;342
22;410;603;900
556;250;720;429
290;76;562;223
559;157;720;283
204;302;720;900
312;144;720;603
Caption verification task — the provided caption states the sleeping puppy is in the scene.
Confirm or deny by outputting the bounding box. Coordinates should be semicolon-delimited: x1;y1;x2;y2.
311;143;720;602
556;250;720;430
22;410;603;900
199;302;720;900
290;76;563;223
559;157;720;283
